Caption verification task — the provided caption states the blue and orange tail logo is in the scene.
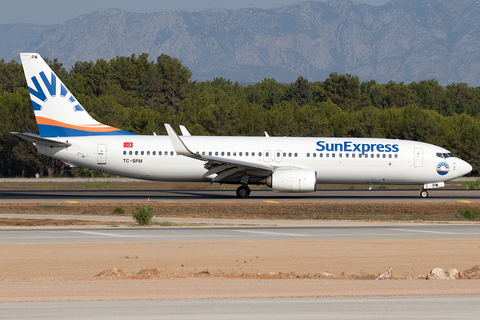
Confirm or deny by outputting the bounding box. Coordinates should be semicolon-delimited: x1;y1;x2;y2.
436;162;450;176
20;53;135;137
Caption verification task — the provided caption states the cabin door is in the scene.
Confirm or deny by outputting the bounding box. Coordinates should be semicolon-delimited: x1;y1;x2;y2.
414;147;423;167
97;144;107;164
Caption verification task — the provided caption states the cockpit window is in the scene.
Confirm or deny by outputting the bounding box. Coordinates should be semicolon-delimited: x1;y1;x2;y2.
436;152;455;159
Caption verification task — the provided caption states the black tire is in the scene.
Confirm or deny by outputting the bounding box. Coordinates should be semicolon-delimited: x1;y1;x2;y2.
420;189;428;198
236;185;251;198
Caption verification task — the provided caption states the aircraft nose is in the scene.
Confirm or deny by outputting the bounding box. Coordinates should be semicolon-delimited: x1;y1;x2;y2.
457;159;472;177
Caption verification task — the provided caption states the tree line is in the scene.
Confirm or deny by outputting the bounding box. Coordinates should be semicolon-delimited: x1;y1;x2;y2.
1;53;480;177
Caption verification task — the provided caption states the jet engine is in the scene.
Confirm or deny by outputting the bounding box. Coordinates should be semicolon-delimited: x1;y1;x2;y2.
266;169;317;193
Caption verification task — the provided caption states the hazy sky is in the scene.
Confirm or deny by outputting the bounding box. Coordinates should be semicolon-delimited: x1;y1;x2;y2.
2;0;391;25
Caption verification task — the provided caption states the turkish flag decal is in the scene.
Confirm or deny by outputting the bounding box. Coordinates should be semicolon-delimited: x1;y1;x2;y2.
123;142;133;148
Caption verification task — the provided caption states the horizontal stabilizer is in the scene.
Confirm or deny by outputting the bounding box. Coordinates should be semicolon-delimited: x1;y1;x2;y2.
11;132;71;147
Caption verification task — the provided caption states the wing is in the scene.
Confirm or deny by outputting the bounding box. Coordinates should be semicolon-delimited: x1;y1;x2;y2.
164;124;274;183
11;132;72;147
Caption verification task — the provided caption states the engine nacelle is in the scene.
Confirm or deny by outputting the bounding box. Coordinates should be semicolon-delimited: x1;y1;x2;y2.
266;169;317;193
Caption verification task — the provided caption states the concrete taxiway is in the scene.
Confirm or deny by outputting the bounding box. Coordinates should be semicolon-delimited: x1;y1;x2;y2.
2;296;480;320
1;224;480;243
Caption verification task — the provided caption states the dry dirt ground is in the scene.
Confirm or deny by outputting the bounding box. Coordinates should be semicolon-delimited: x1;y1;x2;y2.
1;202;480;223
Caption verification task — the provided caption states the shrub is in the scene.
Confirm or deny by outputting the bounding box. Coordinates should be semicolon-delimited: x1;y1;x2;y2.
458;207;480;220
113;207;125;215
132;205;154;225
462;178;480;189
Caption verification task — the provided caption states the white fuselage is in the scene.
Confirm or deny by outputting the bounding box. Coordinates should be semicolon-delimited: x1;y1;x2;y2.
35;135;471;185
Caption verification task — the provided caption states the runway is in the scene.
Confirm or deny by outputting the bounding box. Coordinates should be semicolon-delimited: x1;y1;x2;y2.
0;189;479;203
2;296;480;320
1;224;480;244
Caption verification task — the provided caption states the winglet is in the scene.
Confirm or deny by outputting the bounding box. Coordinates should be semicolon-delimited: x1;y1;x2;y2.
179;125;191;136
164;124;201;160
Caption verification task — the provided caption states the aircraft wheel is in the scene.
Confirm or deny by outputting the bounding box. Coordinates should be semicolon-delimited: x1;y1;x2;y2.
420;189;428;198
236;185;251;198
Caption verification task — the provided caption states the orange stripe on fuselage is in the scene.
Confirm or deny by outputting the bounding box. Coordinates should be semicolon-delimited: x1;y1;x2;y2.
35;116;122;132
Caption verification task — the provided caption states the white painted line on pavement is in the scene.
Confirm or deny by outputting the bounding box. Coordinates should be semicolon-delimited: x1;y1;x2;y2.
388;228;463;235
70;231;139;238
235;230;308;237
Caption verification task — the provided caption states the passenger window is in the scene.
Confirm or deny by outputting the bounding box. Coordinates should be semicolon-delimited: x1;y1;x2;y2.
141;151;144;156
233;152;236;156
394;154;398;158
313;153;316;158
277;152;280;157
259;152;262;157
307;153;310;157
339;153;342;158
352;154;355;158
320;153;323;158
346;153;349;158
376;154;380;158
246;152;249;156
129;151;132;155
123;151;126;155
388;154;392;158
153;151;156;156
221;152;225;156
135;151;138;155
252;152;255;156
382;154;386;158
239;152;242;156
202;151;205;155
165;151;168;156
283;152;286;157
288;153;292;157
294;153;297;157
359;154;362;158
158;151;162;156
326;153;330;158
171;151;175;156
332;153;335;158
227;152;231;156
147;151;150;156
215;151;218;156
266;152;269;157
209;151;212;156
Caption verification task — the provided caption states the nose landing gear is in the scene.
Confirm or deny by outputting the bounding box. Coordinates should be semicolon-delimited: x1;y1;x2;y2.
420;189;429;198
236;185;251;198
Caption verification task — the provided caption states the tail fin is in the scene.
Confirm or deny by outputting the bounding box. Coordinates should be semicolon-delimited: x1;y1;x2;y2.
20;53;134;137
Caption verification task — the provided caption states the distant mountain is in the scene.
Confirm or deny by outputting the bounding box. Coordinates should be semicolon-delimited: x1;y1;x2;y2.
4;0;480;85
0;23;59;62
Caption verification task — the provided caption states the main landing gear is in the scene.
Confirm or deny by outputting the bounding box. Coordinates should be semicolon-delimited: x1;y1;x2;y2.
420;189;429;198
236;185;251;198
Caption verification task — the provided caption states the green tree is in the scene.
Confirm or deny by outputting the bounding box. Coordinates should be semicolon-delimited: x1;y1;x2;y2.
152;54;193;114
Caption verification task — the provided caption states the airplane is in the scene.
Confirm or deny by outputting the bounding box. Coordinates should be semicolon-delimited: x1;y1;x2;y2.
13;53;472;198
